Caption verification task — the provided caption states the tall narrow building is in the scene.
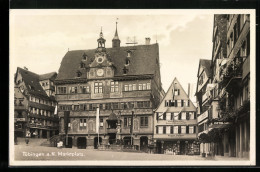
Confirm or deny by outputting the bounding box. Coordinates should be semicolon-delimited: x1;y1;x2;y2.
14;67;59;139
195;14;250;159
55;25;164;150
154;78;199;155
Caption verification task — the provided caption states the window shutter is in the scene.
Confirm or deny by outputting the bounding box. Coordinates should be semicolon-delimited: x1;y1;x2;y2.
194;126;196;133
186;126;189;134
178;89;180;95
186;112;189;120
178;113;181;120
169;100;172;107
175;100;178;107
165;100;167;107
156;113;159;120
170;126;173;134
194;112;197;119
156;126;158;134
178;126;181;134
171;113;174;120
163;126;166;134
163;113;166;120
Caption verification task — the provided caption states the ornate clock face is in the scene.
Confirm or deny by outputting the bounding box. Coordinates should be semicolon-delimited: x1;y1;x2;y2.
96;56;104;63
96;69;104;76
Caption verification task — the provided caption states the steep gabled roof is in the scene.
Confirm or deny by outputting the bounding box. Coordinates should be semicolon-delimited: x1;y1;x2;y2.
155;77;196;112
16;67;55;99
56;43;159;80
197;59;211;78
39;72;57;81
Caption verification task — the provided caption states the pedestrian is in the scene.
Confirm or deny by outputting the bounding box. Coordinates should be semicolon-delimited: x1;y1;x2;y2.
25;131;31;145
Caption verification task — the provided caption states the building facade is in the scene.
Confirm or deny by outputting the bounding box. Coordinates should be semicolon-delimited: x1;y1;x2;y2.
55;26;164;150
195;59;212;156
14;67;59;139
196;14;250;158
154;78;199;155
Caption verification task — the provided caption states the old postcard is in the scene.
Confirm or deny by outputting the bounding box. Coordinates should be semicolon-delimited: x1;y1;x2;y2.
9;9;256;166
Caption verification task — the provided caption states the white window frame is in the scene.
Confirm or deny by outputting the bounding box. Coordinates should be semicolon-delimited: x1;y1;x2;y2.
158;126;163;134
166;113;171;120
181;112;186;120
189;112;194;120
189;126;194;134
181;126;186;134
174;112;179;120
166;126;171;134
147;83;151;90
174;126;178;133
133;84;136;91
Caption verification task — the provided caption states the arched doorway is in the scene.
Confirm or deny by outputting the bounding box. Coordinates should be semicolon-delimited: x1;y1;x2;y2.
65;137;73;148
77;137;87;149
140;136;148;152
94;137;102;149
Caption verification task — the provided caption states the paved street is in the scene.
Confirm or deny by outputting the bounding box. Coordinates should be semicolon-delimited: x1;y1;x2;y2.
14;144;248;161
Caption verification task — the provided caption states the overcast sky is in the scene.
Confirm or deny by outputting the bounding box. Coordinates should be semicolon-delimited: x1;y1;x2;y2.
10;10;215;103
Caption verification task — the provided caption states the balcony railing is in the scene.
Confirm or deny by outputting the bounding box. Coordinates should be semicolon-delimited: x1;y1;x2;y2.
219;56;243;89
107;128;117;133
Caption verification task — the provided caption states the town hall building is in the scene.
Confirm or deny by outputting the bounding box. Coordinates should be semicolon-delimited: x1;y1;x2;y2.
55;24;165;150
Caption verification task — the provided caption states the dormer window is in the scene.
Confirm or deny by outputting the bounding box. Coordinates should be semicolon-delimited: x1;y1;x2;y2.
127;50;132;57
80;62;85;68
123;66;128;74
126;58;130;65
82;53;87;60
77;71;82;77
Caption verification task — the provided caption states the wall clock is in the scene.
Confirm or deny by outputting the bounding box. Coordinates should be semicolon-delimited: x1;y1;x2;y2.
97;68;104;76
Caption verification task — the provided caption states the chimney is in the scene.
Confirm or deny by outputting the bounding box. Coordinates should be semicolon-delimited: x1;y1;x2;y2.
145;37;151;45
188;83;190;98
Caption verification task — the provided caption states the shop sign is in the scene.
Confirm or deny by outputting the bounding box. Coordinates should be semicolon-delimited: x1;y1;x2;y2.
212;122;231;125
15;118;26;122
166;121;186;125
209;121;232;128
198;111;208;123
168;134;184;137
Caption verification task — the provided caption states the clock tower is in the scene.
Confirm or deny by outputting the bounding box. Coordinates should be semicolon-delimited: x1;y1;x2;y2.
87;28;115;79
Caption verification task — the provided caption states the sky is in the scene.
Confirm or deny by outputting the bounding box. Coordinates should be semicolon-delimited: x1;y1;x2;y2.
10;10;215;104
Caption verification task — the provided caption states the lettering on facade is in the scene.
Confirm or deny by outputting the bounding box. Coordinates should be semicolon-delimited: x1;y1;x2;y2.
168;134;184;137
213;122;231;125
166;121;186;125
198;111;208;123
15;118;26;122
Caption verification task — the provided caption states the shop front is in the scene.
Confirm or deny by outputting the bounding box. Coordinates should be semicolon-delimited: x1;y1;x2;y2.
155;139;200;155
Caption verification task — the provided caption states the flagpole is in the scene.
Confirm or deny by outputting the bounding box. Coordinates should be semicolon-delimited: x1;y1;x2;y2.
96;107;100;148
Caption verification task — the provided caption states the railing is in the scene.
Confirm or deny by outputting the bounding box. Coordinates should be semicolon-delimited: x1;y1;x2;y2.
219;56;243;88
107;128;117;133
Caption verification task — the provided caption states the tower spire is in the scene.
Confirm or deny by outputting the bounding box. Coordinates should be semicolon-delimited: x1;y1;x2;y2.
112;18;121;48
